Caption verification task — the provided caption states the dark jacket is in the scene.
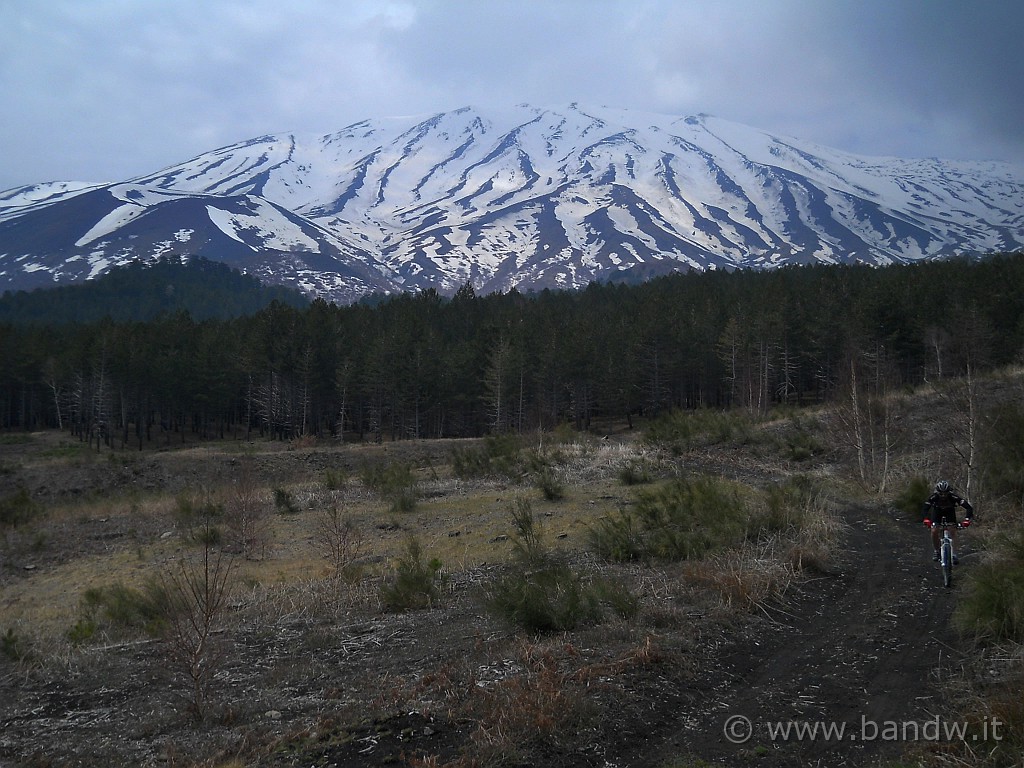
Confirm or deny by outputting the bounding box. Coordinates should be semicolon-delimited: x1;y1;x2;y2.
922;490;974;524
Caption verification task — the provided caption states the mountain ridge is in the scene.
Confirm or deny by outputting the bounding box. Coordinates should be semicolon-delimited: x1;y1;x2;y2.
2;103;1022;303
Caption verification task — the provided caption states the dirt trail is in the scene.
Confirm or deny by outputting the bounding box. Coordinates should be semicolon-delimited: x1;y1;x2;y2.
641;504;969;767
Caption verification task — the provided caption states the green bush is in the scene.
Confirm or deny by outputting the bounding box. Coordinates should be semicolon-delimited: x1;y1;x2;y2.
174;494;224;543
380;537;444;611
487;564;638;634
637;477;749;559
980;401;1024;506
1;627;32;662
644;409;757;455
273;486;300;515
66;619;97;646
322;468;347;491
781;418;826;461
589;476;750;562
488;499;638;633
508;497;545;565
618;458;654;486
589;577;640;620
72;579;175;642
195;524;223;546
587;511;646;562
534;464;564;501
361;461;419;513
488;563;601;633
0;487;41;527
451;434;525;479
955;530;1024;643
756;476;823;535
891;476;932;524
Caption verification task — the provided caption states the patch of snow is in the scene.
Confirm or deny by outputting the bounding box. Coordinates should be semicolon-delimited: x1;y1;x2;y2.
76;202;147;246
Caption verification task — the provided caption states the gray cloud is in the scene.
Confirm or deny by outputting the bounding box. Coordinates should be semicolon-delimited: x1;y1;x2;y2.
1;0;1021;191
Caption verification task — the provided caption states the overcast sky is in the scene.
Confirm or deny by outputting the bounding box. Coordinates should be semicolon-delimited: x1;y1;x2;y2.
2;0;1023;191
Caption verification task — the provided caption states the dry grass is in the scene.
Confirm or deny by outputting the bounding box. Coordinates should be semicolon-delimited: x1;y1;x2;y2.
784;499;845;574
0;426;837;662
375;630;678;767
0;438;637;664
683;538;799;612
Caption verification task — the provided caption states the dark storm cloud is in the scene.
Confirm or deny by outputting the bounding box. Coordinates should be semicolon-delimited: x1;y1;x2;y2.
0;0;1021;191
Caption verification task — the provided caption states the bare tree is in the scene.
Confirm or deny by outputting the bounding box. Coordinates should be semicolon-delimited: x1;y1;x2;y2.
160;534;235;720
484;335;513;433
42;358;65;430
931;305;994;496
335;357;353;442
831;343;906;493
316;503;366;579
223;457;271;560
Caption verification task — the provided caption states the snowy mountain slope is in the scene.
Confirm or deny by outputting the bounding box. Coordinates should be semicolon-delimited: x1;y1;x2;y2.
0;183;394;299
2;104;1022;300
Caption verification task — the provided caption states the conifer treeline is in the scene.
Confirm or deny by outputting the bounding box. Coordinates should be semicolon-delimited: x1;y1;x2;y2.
1;254;1022;445
0;256;308;325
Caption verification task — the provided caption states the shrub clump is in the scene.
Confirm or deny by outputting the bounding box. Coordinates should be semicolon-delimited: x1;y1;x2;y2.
589;475;750;562
69;579;174;644
891;476;933;524
173;493;224;545
618;458;655;486
980;400;1024;507
380;537;445;611
487;499;637;633
756;475;827;535
361;461;419;513
451;434;526;479
644;408;758;455
0;487;42;528
533;463;565;501
1;627;32;663
955;529;1024;644
272;486;301;515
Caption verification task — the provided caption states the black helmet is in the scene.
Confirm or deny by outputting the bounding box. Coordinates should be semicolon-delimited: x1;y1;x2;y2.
935;480;950;493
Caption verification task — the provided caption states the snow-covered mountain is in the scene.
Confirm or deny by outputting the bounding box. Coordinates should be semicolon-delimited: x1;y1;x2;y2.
3;104;1023;302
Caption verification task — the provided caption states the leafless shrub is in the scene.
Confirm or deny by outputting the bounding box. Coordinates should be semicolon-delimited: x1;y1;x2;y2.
316;503;366;579
159;536;235;721
223;458;271;560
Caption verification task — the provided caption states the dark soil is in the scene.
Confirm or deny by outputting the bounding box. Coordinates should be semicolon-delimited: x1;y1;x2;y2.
637;503;968;767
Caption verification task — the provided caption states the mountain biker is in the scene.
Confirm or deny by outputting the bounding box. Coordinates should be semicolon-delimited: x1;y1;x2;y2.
922;480;974;563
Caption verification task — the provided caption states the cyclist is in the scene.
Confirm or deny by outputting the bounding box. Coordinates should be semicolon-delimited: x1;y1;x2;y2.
922;480;974;563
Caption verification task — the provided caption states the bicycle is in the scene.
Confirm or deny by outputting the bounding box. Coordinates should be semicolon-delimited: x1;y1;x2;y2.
930;520;967;588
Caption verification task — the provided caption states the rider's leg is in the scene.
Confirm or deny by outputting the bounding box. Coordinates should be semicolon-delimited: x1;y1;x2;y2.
931;525;940;559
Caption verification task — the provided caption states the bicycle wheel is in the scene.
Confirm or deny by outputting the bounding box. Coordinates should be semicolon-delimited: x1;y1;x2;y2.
941;539;953;588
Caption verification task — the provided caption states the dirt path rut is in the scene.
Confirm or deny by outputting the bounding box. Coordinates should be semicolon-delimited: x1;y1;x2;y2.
642;504;969;767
